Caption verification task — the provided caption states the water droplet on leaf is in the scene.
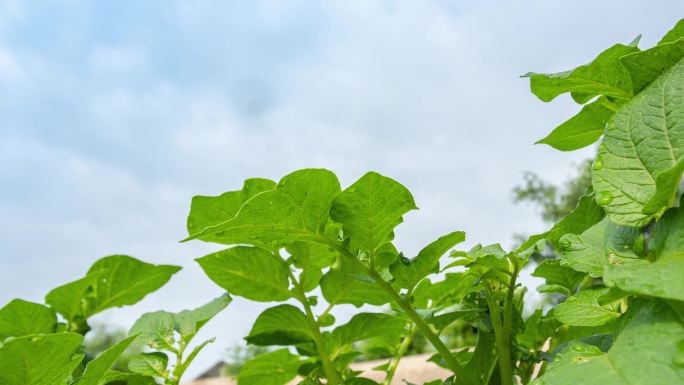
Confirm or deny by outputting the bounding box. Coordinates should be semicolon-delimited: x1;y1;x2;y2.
597;191;613;205
593;157;603;170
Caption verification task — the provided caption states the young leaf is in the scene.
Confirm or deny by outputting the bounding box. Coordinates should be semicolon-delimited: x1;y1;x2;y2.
533;300;684;385
525;42;638;103
390;231;466;290
74;335;138;385
0;299;57;340
0;333;84;385
553;288;621;326
187;178;276;235
129;311;176;351
320;269;391;307
45;255;181;328
237;349;303;385
330;171;417;260
246;304;313;346
536;97;616;151
197;246;291;302
591;58;684;227
185;169;341;247
173;293;231;342
128;352;168;377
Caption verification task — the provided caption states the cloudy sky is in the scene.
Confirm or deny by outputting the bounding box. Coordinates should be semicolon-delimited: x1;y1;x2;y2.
1;0;682;377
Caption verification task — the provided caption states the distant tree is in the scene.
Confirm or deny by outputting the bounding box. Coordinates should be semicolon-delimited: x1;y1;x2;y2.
512;159;592;225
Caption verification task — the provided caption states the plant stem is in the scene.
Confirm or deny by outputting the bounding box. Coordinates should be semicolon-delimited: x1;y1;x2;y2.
288;269;340;385
486;264;518;385
384;324;417;385
319;238;475;385
169;340;186;385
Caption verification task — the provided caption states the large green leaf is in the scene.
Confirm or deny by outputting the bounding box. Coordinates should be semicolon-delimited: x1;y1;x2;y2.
74;335;138;385
320;269;391;307
526;42;639;103
129;311;176;351
237;349;302;385
0;299;57;340
330;171;417;259
246;304;313;346
648;201;684;258
553;288;621;326
390;231;465;290
591;57;684;227
197;246;291;302
0;333;84;385
533;300;684;385
536;97;617;151
187;178;276;235
173;294;231;342
331;313;407;348
45;255;180;328
185;169;341;247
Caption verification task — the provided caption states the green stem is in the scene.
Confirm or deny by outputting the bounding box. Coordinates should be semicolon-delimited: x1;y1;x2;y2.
486;264;518;385
319;238;475;385
384;324;418;385
169;340;186;385
288;270;340;385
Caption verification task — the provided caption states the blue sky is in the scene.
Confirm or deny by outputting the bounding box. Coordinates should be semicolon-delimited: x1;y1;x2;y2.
1;0;683;377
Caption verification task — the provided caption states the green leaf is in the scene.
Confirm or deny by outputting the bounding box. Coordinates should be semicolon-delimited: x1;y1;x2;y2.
187;178;276;235
536;97;616;151
197;246;291;302
532;260;586;296
526;43;639;103
558;218;641;277
390;231;466;290
75;335;138;385
237;349;302;385
45;255;181;327
246;304;313;346
553;288;621;326
129;311;176;351
0;333;84;385
659;19;684;44
533;300;684;385
331;313;407;348
546;190;605;249
330;171;417;259
0;299;57;340
100;371;157;385
643;156;684;215
604;254;684;301
320;269;391;307
621;38;684;94
649;201;684;258
517;310;561;348
591;57;684;227
185;169;341;247
173;294;231;342
128;352;168;377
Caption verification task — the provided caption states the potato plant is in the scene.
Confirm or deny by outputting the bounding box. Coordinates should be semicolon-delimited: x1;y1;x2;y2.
2;17;684;385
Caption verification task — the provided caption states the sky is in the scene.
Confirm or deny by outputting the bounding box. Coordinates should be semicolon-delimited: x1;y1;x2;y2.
1;0;683;378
